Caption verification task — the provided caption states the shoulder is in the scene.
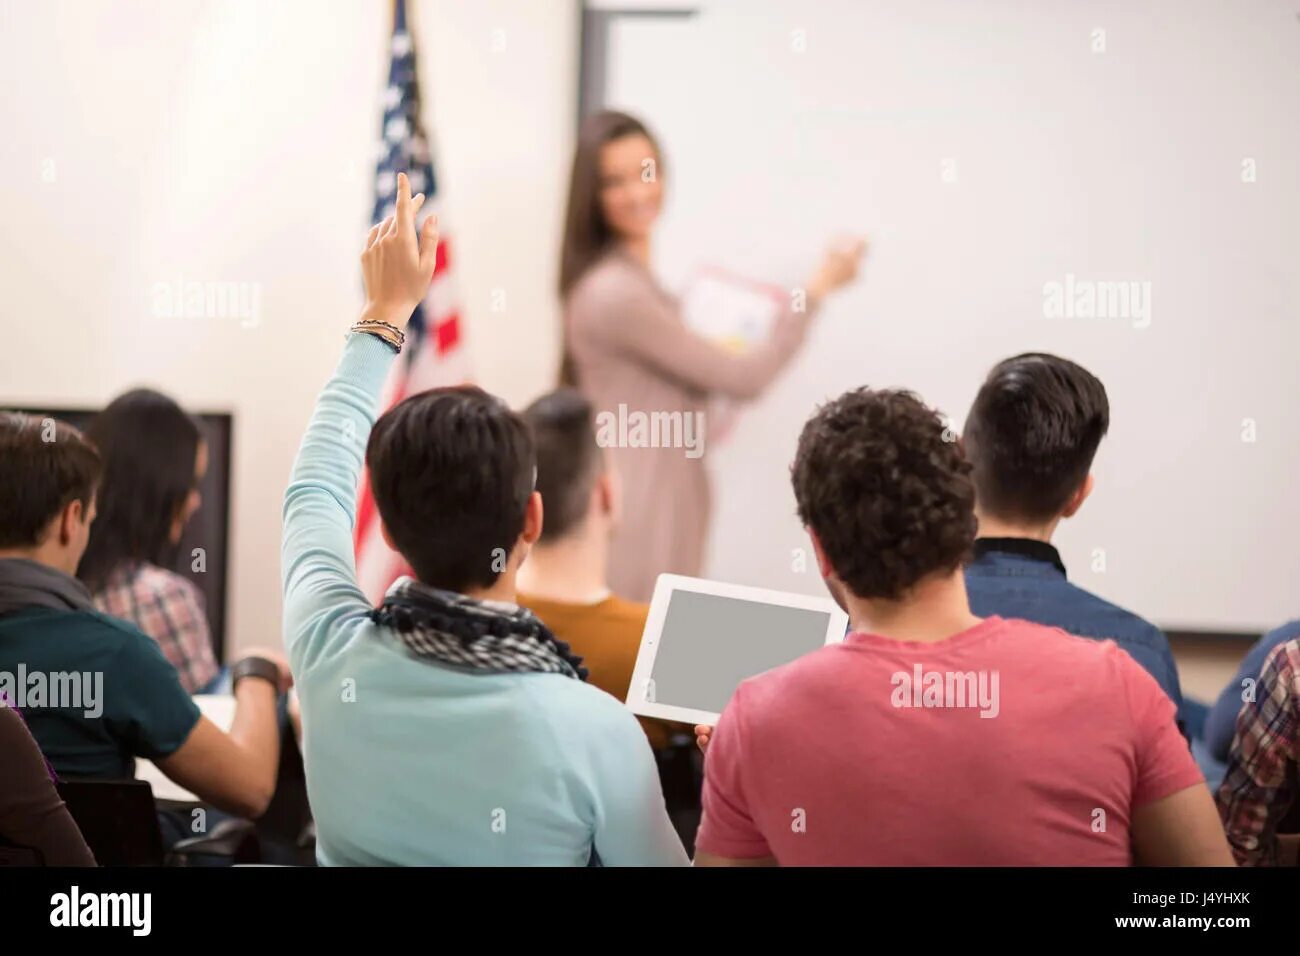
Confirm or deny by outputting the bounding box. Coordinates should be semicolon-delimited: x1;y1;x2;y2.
988;615;1134;666
566;254;653;314
30;608;175;668
1259;638;1300;687
604;596;649;628
1263;618;1300;642
0;704;49;776
53;607;157;646
78;610;178;660
522;672;645;744
0;702;30;740
1067;584;1168;646
1255;620;1300;660
130;564;204;606
730;641;855;715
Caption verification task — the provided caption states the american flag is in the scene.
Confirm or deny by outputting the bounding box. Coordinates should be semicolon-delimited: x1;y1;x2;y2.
355;0;470;602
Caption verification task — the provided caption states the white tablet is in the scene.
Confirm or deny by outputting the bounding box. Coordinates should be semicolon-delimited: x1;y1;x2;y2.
626;574;849;726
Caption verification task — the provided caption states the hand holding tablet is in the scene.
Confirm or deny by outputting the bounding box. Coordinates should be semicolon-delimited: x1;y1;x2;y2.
694;724;712;753
626;574;848;727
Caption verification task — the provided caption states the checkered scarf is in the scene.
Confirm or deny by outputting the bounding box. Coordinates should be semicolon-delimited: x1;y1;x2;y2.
373;577;588;681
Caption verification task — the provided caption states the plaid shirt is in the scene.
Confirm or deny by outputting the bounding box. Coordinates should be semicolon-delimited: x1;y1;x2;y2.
1216;639;1300;865
93;562;220;694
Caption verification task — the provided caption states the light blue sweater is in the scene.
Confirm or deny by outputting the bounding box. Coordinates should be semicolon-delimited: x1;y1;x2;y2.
281;333;688;866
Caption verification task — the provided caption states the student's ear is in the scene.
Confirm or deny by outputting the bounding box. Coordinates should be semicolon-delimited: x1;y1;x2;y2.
594;470;617;521
511;492;543;573
58;498;85;547
807;529;836;580
521;491;543;546
1061;473;1095;519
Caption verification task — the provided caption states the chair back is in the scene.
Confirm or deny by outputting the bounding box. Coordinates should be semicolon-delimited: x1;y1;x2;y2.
56;777;164;866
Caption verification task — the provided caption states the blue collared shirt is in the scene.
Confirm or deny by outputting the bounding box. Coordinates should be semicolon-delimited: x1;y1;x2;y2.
964;539;1185;720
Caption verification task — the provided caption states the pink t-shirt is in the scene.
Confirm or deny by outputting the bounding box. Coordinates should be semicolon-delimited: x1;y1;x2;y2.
696;616;1202;866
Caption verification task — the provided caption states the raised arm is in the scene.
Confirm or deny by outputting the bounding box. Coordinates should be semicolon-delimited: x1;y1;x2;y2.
281;172;440;671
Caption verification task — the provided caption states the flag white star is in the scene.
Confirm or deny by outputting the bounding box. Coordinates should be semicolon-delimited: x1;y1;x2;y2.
385;116;408;141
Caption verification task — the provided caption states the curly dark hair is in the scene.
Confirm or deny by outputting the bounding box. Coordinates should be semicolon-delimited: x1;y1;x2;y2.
791;388;977;601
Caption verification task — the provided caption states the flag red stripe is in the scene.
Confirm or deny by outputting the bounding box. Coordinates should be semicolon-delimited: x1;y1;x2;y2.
435;312;461;355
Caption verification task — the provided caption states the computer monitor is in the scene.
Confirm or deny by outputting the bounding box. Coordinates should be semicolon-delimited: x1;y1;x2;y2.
6;405;233;660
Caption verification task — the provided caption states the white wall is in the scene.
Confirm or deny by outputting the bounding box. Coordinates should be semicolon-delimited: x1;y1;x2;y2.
0;0;579;655
604;0;1300;632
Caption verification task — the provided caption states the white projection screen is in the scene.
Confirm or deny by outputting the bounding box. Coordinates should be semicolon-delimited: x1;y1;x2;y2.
590;0;1300;633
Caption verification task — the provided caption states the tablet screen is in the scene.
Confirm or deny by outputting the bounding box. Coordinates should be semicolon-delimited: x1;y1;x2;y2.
647;589;834;715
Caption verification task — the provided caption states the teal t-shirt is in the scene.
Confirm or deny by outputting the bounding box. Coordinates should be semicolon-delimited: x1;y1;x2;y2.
282;334;689;866
0;607;201;778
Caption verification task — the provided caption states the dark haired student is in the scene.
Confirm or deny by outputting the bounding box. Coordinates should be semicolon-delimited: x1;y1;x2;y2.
281;174;686;866
0;415;286;837
78;389;220;694
694;388;1230;865
516;389;690;752
559;109;865;602
961;353;1185;721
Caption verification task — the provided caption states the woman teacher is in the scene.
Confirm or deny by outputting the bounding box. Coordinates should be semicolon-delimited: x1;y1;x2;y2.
558;110;865;602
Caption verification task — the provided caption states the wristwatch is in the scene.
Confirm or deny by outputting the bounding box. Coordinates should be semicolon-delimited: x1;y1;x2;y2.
231;656;281;693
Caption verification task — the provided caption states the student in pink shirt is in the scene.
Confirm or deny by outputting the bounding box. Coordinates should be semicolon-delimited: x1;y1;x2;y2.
694;388;1233;867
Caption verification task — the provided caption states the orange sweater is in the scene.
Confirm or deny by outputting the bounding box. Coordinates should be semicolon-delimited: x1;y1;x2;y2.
518;593;690;751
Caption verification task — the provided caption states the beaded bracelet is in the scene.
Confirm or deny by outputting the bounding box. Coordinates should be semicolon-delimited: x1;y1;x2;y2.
349;320;405;353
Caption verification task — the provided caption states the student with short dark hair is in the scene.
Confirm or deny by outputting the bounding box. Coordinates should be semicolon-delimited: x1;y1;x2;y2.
0;413;285;828
78;389;220;694
516;388;690;751
961;353;1185;717
281;174;686;866
694;387;1230;866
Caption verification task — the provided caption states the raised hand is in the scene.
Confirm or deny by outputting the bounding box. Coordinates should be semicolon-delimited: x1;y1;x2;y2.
360;171;440;330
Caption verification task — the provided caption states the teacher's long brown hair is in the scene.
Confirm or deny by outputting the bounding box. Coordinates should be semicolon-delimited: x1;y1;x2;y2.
556;110;662;386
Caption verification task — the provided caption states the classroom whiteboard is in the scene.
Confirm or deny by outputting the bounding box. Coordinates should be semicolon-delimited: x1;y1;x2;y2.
597;0;1300;632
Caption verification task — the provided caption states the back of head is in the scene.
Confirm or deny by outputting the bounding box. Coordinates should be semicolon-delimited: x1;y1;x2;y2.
962;353;1110;524
0;413;101;551
521;389;602;545
791;388;976;601
78;389;201;591
367;385;535;593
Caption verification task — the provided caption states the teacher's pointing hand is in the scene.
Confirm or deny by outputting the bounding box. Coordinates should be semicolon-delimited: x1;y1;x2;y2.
807;235;868;306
